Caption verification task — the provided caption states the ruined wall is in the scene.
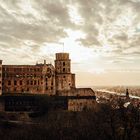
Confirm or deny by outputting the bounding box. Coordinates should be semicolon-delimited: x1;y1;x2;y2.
74;88;95;96
55;74;73;91
57;88;95;96
68;99;96;111
2;62;55;95
41;64;55;95
56;88;96;111
2;95;96;112
1;53;76;95
3;95;68;112
0;52;94;99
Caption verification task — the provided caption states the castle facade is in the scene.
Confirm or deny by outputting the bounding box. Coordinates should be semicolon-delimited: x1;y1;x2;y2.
0;53;76;95
0;52;96;111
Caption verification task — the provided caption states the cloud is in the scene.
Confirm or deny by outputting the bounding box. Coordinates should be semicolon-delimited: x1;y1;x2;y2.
72;0;140;60
0;0;140;67
0;0;75;50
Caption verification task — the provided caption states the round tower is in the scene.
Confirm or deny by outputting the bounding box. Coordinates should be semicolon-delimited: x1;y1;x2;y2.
55;53;74;92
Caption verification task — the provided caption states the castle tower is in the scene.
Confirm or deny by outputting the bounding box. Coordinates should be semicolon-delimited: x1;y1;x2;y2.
0;60;2;95
55;53;75;92
55;53;71;74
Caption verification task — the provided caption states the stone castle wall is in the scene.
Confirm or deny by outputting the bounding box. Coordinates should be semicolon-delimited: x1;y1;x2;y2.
0;52;96;112
56;88;95;96
1;53;76;95
2;64;55;95
68;99;96;111
56;88;96;111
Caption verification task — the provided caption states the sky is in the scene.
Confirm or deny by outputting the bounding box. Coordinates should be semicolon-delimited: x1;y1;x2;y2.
0;0;140;86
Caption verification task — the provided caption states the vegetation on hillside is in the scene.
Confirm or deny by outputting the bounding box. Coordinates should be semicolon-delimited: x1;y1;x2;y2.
0;101;140;140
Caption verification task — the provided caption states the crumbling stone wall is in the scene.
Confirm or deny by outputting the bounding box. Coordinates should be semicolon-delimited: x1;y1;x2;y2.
2;63;55;95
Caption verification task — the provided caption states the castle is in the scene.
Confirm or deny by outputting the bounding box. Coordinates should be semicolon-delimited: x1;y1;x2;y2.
0;52;96;111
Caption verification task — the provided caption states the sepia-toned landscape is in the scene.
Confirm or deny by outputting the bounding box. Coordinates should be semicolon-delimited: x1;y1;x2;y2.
0;0;140;140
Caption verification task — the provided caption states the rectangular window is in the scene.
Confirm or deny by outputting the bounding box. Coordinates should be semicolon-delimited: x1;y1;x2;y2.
27;80;29;85
8;80;11;85
20;80;22;85
14;80;17;85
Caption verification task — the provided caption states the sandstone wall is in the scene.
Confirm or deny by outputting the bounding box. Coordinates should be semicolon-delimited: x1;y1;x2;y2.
68;99;96;111
57;88;95;96
2;63;55;95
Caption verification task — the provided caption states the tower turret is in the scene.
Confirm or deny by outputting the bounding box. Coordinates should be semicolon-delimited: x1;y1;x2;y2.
55;53;75;92
55;53;71;74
